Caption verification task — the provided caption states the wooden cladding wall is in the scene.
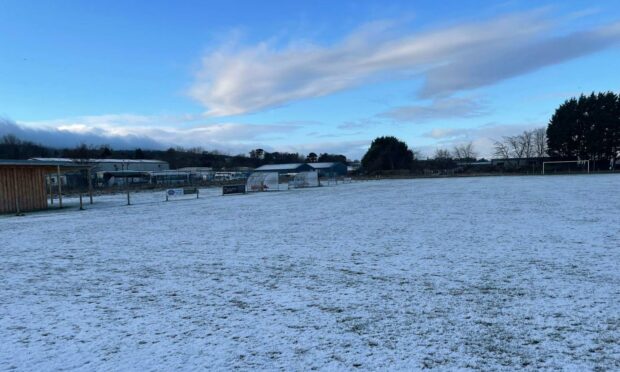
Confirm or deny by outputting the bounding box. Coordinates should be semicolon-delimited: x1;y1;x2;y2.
0;167;48;214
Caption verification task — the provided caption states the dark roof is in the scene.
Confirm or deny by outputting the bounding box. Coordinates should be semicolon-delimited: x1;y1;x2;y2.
490;157;547;161
0;159;93;169
30;157;167;164
456;161;492;166
254;163;311;171
309;162;346;169
255;163;304;171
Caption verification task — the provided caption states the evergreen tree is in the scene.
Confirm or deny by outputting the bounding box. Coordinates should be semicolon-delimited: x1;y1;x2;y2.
99;146;113;158
134;148;145;159
317;153;346;163
306;152;318;162
547;92;620;161
361;136;414;172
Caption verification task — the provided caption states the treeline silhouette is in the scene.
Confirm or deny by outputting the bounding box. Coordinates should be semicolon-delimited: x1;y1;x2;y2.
0;135;347;169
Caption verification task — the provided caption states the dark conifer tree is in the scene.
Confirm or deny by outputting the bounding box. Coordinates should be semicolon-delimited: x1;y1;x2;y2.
547;92;620;161
361;136;414;172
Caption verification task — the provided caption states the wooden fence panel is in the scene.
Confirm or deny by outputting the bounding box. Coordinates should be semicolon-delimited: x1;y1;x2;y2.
0;167;49;214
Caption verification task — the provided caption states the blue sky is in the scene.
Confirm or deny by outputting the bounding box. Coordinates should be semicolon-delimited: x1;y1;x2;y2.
1;0;619;159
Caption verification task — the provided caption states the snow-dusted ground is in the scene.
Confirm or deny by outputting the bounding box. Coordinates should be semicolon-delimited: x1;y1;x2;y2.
1;175;619;370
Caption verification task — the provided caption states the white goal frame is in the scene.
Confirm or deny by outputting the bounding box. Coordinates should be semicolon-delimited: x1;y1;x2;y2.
542;160;590;175
246;172;280;192
288;171;319;189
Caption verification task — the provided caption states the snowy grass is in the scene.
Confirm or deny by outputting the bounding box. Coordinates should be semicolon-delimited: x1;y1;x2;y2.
1;175;619;370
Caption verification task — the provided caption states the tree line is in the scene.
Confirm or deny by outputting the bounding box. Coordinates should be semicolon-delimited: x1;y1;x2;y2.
361;91;620;173
361;137;487;174
0;135;350;170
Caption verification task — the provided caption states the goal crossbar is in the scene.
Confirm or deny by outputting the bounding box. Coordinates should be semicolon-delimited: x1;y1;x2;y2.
542;160;590;175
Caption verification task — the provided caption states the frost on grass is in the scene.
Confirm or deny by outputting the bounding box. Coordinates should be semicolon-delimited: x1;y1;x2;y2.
1;175;619;370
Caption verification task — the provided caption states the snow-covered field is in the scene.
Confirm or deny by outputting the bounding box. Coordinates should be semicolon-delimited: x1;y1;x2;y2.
1;175;619;370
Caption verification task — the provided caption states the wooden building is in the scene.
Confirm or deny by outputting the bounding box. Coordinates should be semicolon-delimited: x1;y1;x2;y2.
0;160;91;214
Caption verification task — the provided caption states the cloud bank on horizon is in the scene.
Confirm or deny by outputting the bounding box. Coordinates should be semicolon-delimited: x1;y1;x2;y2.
1;116;302;155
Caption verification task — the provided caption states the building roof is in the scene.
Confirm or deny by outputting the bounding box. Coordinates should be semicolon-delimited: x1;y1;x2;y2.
151;171;190;176
309;162;345;169
255;163;308;171
456;161;492;166
177;167;214;172
30;157;167;164
101;170;152;177
490;157;547;162
0;159;92;169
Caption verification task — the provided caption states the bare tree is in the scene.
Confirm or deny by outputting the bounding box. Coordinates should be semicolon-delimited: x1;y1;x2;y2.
494;128;547;159
411;149;421;160
505;135;524;158
533;128;547;157
452;142;477;160
520;130;535;158
249;148;265;159
1;134;20;145
187;146;204;154
493;140;510;158
434;148;451;160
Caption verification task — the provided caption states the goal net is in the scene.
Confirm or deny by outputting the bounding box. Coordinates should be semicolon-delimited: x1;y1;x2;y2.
288;171;319;189
246;172;279;192
542;160;590;175
326;176;338;186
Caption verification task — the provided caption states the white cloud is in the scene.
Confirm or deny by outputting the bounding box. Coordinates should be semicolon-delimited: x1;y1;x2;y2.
1;116;163;150
337;118;381;131
418;22;620;97
5;115;300;155
3;114;372;158
379;97;488;123
424;127;471;140
188;10;620;116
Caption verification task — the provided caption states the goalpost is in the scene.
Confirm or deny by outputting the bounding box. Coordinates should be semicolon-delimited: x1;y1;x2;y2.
288;171;319;189
542;160;590;175
246;172;279;192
